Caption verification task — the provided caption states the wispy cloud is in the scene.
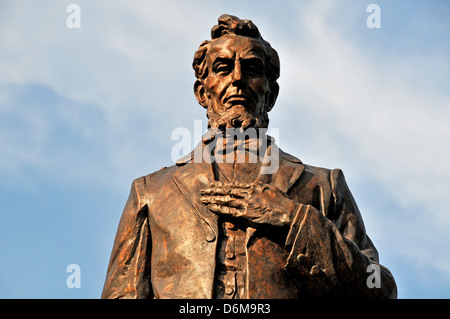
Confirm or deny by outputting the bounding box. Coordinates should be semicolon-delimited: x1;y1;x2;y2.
273;1;450;292
0;0;449;297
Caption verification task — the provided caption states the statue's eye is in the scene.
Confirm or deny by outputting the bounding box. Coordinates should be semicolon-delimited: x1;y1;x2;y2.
213;60;233;74
243;59;264;76
217;65;231;73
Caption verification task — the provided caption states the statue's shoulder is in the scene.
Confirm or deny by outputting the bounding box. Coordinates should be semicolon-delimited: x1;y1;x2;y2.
293;159;348;191
279;148;340;179
279;149;303;164
131;164;179;191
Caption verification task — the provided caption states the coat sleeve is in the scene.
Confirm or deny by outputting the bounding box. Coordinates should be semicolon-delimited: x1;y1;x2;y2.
101;177;153;299
284;169;397;298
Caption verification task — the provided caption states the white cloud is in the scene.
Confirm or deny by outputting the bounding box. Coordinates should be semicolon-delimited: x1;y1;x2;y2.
270;1;450;290
275;1;450;207
1;0;449;297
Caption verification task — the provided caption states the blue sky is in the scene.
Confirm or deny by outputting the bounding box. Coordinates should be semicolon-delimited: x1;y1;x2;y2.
0;0;449;298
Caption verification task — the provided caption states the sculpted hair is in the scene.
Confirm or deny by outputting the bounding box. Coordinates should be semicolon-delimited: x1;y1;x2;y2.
192;14;280;86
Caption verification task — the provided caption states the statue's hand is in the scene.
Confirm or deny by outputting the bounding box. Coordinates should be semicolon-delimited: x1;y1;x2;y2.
200;181;299;227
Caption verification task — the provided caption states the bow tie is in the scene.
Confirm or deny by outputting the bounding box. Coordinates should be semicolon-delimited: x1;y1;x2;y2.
213;136;261;154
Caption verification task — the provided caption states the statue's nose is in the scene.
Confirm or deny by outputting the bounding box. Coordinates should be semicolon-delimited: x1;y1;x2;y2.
232;60;243;82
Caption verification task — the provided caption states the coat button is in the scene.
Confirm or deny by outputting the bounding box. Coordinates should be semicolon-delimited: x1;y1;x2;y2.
310;265;321;276
296;253;308;265
226;251;235;260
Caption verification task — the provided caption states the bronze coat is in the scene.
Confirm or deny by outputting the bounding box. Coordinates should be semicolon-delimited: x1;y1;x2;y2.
101;143;397;299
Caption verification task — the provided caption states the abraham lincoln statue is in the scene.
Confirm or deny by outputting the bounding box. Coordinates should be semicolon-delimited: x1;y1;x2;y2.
101;14;397;299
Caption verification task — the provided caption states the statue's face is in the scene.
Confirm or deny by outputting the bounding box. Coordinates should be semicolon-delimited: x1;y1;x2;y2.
200;34;276;129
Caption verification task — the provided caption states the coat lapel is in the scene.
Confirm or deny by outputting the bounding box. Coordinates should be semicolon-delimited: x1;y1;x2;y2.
172;140;218;242
257;143;305;194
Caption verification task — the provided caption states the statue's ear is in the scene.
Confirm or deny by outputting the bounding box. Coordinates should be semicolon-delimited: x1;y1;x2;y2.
265;82;279;113
194;79;209;109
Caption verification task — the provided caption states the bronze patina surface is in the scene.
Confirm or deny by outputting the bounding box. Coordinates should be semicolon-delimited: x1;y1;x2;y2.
101;14;397;299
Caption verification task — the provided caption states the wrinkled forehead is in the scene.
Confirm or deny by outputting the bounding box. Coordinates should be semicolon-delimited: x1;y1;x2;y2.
206;34;268;63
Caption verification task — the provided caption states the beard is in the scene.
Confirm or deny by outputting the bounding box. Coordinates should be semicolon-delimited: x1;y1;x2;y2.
204;105;270;158
207;105;269;131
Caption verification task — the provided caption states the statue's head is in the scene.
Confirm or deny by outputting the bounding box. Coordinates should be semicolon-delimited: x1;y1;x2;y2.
193;14;280;131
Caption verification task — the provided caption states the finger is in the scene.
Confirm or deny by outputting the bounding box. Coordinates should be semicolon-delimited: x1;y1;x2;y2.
205;203;223;214
223;187;249;198
222;198;246;209
209;181;224;187
206;204;240;216
201;187;249;198
200;188;228;196
230;181;252;188
209;181;251;189
201;195;235;205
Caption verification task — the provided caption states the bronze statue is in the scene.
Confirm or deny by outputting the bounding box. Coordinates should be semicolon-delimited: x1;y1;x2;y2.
101;14;397;299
